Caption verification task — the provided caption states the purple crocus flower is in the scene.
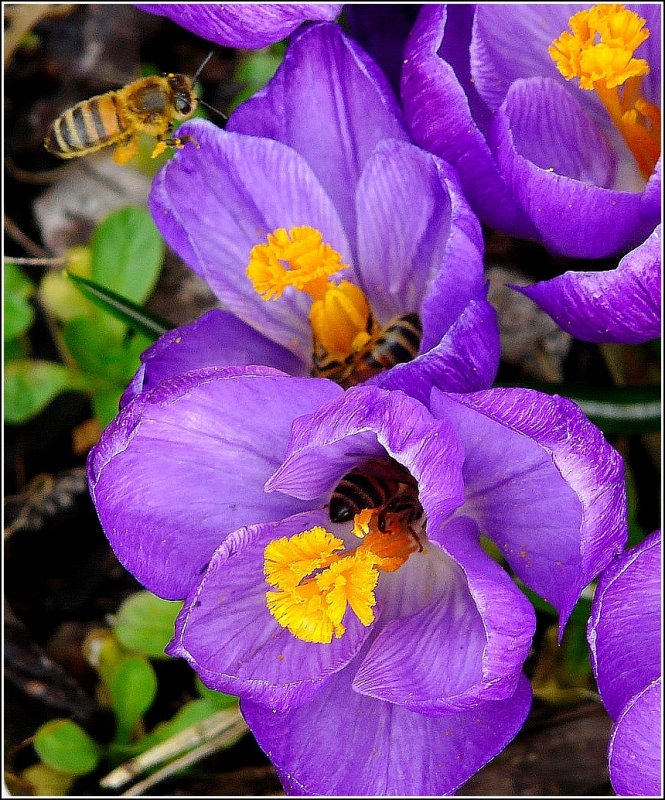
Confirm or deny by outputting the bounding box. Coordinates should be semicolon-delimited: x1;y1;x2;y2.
130;22;499;406
136;3;343;49
402;4;661;343
588;530;662;796
89;366;628;794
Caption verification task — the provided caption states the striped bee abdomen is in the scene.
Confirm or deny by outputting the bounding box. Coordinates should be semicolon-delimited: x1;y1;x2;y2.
360;313;422;371
311;312;423;388
45;93;123;158
329;470;395;523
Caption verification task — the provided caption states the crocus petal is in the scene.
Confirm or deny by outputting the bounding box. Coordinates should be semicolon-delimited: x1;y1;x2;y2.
168;510;375;712
430;388;627;629
121;309;307;406
635;4;662;104
641;156;662;227
401;5;536;238
242;669;532;795
88;368;342;599
588;531;661;719
354;139;489;353
517;224;662;344
353;516;535;713
266;385;466;531
471;5;603;117
490;78;650;258
149;119;351;361
136;3;342;49
608;678;662;797
372;298;500;402
228;22;408;244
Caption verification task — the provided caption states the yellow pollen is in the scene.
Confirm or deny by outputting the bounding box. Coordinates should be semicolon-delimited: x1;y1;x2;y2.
246;226;348;301
352;508;375;538
264;527;345;591
264;518;418;643
549;4;660;178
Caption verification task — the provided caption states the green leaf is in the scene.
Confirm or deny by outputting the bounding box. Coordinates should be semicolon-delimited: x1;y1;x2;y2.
113;591;183;659
33;719;100;776
4;261;34;297
498;381;661;434
91;206;164;303
109;656;158;743
4;360;90;424
21;763;76;796
62;317;152;384
4;262;35;340
229;44;284;113
66;272;172;340
560;620;593;683
92;390;124;429
4;336;28;362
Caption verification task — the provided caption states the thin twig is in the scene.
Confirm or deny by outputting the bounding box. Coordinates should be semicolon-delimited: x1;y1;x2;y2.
5;156;72;185
4;255;66;267
101;706;247;790
4;216;49;258
120;719;249;796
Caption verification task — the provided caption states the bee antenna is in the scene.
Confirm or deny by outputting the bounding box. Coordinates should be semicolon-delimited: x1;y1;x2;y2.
198;99;228;122
192;50;214;82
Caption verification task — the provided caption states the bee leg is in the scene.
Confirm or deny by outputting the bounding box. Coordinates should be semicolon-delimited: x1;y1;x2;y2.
113;136;139;165
150;132;200;159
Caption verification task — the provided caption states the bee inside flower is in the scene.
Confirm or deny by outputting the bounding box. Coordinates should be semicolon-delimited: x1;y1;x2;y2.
247;225;423;388
264;457;425;643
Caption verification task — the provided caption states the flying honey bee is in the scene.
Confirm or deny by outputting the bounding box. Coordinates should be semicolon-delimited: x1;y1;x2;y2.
312;312;423;388
44;53;216;165
329;459;424;550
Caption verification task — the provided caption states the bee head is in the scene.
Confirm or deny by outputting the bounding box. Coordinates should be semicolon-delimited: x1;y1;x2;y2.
167;74;197;120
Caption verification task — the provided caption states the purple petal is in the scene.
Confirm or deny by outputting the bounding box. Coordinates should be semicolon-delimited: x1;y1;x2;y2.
88;368;342;599
168;510;375;712
588;531;661;720
266;385;466;531
354;139;489;352
401;5;536;238
641;156;662;227
430;388;627;630
472;5;660;145
471;5;601;116
372;298;500;402
229;22;408;244
149;120;351;361
353;516;534;713
490;77;648;257
242;670;532;795
636;4;662;106
136;3;342;49
517;225;662;344
609;678;662;796
121;309;307;407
